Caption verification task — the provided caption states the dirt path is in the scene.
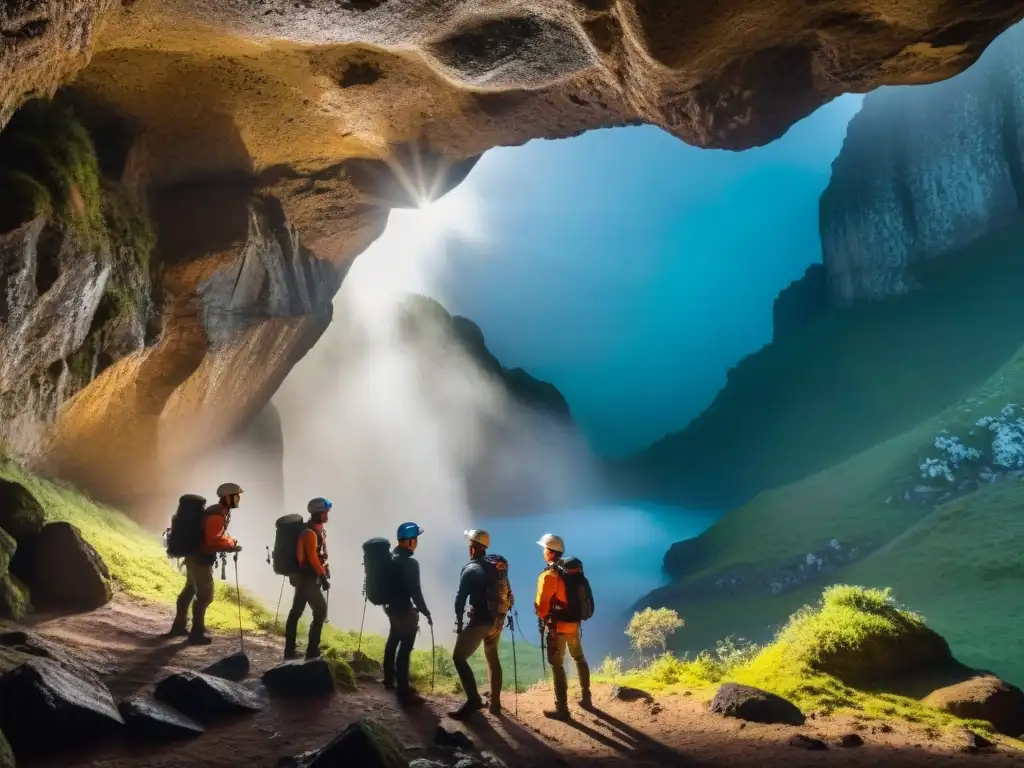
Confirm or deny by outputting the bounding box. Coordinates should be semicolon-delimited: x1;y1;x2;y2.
12;598;1024;768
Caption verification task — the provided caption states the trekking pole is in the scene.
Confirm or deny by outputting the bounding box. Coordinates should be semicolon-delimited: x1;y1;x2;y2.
509;612;519;717
430;621;436;694
356;597;367;655
325;584;331;624
538;618;547;681
233;552;245;655
273;576;285;633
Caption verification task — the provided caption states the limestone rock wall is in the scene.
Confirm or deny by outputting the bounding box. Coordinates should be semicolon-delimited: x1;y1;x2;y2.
1;0;1023;509
822;21;1024;305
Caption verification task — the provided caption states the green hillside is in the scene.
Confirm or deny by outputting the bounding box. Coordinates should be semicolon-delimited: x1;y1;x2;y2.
623;220;1024;510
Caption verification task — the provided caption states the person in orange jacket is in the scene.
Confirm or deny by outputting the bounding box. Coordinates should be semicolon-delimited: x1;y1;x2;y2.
169;482;243;645
535;533;591;721
284;497;331;660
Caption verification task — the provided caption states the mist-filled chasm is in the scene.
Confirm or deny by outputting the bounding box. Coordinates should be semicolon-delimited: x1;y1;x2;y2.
177;198;719;659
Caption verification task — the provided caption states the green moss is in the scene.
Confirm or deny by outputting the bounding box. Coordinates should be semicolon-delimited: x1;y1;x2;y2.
0;526;30;620
320;644;358;691
0;99;104;240
101;180;155;273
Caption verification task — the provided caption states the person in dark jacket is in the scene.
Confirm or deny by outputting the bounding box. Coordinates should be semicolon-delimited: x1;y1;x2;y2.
284;497;331;660
449;528;509;719
383;521;431;707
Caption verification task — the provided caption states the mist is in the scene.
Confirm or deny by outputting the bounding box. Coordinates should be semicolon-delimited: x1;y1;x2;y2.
174;191;603;637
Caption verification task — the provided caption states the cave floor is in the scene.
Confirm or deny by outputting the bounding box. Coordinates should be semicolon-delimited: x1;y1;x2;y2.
12;598;1024;767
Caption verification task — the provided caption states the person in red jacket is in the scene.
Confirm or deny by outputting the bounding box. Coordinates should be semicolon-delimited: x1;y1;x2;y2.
168;482;243;645
284;497;331;660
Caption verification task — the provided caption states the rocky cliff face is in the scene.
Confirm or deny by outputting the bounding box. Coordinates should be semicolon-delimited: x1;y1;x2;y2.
822;21;1024;305
1;0;1022;511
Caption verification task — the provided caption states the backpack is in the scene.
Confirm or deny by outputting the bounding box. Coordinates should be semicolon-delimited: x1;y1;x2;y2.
272;514;307;576
552;556;594;622
362;537;394;606
165;494;208;558
481;554;514;618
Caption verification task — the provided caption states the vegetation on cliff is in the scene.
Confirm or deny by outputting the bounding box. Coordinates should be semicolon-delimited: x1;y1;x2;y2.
639;224;1024;688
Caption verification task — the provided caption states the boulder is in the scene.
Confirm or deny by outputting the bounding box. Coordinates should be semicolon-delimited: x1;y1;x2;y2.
611;685;654;703
281;719;408;768
0;527;28;619
0;655;123;756
201;652;251;682
119;696;205;742
961;729;996;753
0;630;107;685
708;683;806;726
0;728;12;768
153;671;264;721
12;522;111;612
789;734;828;751
923;675;1024;737
349;650;383;679
262;658;335;698
0;480;44;542
838;733;864;748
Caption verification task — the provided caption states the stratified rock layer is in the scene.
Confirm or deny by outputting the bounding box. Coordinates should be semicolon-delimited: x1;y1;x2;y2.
1;0;1022;508
822;21;1024;305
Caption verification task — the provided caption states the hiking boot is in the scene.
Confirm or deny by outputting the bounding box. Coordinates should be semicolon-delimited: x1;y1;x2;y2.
448;697;485;721
305;649;321;661
164;623;189;639
283;649;300;661
187;631;213;646
488;699;502;715
381;679;396;691
579;693;594;710
543;706;572;722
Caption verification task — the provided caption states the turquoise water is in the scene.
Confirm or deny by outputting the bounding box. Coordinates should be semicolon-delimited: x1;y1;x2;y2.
474;502;721;660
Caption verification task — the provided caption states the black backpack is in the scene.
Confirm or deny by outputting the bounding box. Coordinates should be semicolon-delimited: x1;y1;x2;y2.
362;537;394;606
272;514;307;576
481;554;514;618
552;556;594;622
165;494;208;558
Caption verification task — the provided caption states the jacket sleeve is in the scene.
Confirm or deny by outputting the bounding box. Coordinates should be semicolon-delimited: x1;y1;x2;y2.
535;569;555;621
406;557;429;616
454;565;470;620
299;530;327;577
203;513;237;552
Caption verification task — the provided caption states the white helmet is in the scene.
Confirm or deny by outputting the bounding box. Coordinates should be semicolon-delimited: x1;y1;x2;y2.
464;529;490;549
536;533;564;553
216;482;243;498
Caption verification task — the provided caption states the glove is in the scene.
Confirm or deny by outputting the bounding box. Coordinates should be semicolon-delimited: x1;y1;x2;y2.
506;614;515;632
324;565;331;580
425;613;433;627
232;545;243;553
455;617;464;634
319;577;331;591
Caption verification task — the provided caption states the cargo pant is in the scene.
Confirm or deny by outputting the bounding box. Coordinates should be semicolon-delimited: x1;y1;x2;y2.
284;572;327;659
173;555;215;635
452;615;504;706
547;628;591;709
383;607;419;696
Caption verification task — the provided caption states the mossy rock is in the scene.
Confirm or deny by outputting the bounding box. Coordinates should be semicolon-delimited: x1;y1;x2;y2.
0;527;29;620
0;480;44;543
0;726;13;768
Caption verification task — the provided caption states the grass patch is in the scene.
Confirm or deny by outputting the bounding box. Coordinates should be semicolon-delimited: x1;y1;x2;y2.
602;586;1004;736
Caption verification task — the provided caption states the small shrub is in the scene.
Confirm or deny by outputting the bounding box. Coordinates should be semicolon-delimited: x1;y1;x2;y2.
626;607;684;662
597;655;623;678
320;644;357;691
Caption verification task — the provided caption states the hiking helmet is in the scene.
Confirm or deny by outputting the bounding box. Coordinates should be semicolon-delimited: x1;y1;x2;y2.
397;522;424;541
536;533;565;553
464;529;490;549
308;497;332;515
216;482;243;499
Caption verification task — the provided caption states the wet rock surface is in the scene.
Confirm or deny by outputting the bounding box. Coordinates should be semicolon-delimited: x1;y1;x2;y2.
262;657;335;698
119;696;205;741
201;651;251;682
0;654;124;756
153;670;265;721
